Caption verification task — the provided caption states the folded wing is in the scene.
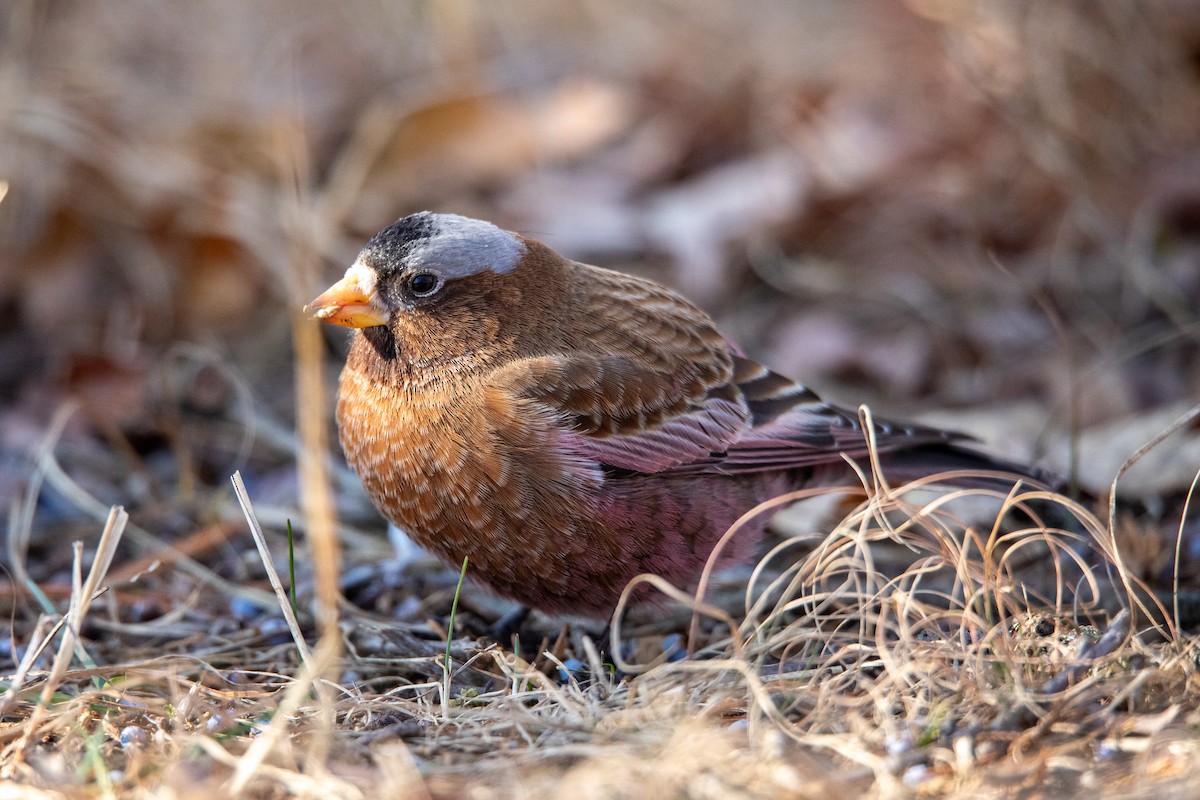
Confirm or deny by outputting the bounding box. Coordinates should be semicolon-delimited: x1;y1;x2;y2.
499;349;971;477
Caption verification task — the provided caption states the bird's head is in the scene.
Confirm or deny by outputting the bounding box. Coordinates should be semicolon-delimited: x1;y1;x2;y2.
308;212;559;366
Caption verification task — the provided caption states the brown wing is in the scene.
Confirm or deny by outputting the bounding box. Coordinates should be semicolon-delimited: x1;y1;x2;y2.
489;353;751;473
489;256;972;477
559;261;735;382
485;259;755;472
706;357;971;473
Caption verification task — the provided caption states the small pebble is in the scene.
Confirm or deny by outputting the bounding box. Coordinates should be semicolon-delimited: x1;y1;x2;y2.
229;596;264;622
393;596;423;620
118;726;147;748
902;765;930;789
126;598;163;623
557;658;585;681
257;616;292;645
206;712;232;733
661;633;685;662
0;637;20;662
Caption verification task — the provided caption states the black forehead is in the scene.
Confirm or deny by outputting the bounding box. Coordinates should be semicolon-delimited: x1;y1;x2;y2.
358;211;526;279
362;212;436;273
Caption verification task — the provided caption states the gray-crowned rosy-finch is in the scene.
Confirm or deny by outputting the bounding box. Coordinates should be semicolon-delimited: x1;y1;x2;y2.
309;212;1049;616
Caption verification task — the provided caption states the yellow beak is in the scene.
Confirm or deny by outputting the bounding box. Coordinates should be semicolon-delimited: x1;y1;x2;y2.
306;267;388;328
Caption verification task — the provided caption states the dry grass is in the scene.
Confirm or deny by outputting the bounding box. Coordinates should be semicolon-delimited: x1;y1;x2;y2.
4;455;1200;798
3;0;1200;796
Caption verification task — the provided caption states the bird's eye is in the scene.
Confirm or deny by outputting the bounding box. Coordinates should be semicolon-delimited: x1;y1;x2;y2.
408;273;441;297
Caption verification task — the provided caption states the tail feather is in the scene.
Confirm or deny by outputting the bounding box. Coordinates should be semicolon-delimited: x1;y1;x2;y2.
874;444;1063;492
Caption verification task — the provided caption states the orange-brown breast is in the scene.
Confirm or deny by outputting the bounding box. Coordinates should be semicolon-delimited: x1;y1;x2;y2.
335;351;621;604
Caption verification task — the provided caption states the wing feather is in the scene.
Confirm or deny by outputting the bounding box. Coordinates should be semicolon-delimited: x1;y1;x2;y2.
484;256;970;478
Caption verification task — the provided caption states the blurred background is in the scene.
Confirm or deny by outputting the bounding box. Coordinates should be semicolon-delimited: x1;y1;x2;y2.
2;0;1200;566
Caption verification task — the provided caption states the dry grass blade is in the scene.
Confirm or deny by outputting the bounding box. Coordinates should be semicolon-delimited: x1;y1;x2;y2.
277;107;344;781
194;734;363;800
32;406;274;608
215;469;349;796
612;572;743;668
1107;402;1200;528
1106;402;1200;637
687;483;845;654
1173;468;1200;633
0;615;58;719
2;505;127;770
225;641;341;796
230;470;315;672
8;403;80;616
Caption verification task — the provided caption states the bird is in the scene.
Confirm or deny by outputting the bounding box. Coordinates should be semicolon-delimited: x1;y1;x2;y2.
308;212;1051;617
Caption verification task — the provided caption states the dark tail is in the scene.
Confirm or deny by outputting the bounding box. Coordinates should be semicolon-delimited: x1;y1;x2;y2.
874;444;1064;493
